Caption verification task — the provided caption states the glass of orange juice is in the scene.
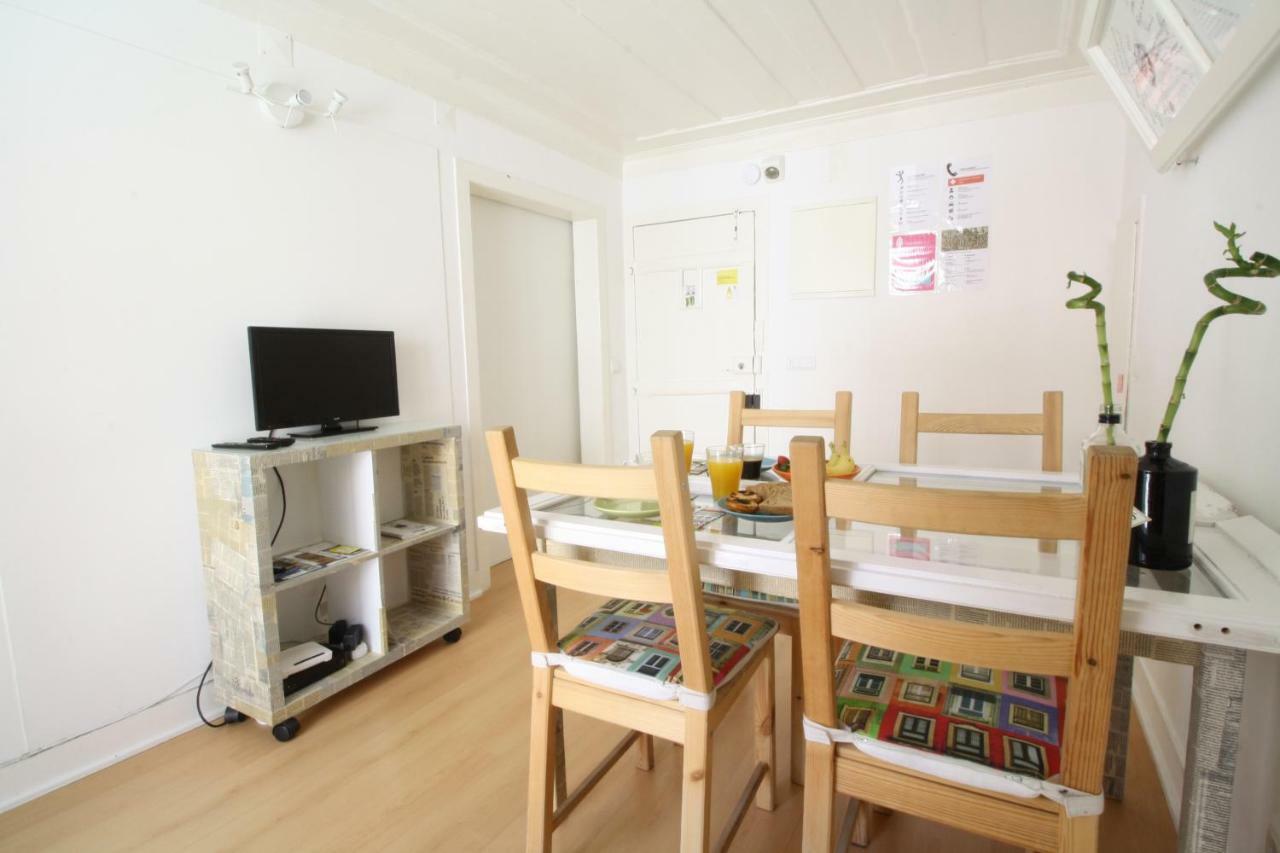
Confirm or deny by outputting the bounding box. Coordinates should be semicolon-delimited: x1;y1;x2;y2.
681;429;696;472
707;445;743;501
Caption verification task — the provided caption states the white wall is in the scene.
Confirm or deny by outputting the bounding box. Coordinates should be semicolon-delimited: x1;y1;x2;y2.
1122;55;1280;853
624;76;1132;468
0;0;622;808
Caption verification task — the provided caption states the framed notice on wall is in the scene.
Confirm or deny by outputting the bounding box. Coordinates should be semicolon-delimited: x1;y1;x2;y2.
788;200;877;298
1081;0;1280;171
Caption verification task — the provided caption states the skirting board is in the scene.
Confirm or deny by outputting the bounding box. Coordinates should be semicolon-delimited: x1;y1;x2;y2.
1131;657;1186;827
0;688;201;813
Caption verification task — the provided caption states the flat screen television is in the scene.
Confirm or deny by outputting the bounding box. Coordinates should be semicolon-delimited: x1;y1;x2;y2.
248;326;399;437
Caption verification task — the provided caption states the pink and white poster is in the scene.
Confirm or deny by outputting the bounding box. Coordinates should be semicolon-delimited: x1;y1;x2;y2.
889;232;937;293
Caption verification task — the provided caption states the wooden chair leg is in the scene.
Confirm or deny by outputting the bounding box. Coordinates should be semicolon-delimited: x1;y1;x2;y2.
849;801;871;848
553;709;568;805
772;632;793;802
681;709;713;853
753;643;776;811
527;668;556;853
837;797;873;849
1059;814;1099;853
791;629;807;786
803;740;835;853
636;733;655;770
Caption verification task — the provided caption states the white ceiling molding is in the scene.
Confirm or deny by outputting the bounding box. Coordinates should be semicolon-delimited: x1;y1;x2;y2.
205;0;1088;167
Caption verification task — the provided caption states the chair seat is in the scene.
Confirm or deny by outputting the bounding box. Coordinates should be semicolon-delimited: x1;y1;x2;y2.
555;598;777;705
833;641;1067;780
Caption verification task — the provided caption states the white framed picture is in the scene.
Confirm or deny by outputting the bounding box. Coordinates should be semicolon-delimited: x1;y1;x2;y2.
788;199;877;299
1081;0;1280;171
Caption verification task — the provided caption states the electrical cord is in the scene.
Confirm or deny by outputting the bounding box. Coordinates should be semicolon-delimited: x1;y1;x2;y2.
271;467;286;546
314;584;333;626
197;465;287;727
0;669;208;770
195;662;225;728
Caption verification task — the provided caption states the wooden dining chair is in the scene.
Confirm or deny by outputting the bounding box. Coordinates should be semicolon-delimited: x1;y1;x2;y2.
790;436;1135;852
899;390;1064;472
486;427;780;852
728;390;853;451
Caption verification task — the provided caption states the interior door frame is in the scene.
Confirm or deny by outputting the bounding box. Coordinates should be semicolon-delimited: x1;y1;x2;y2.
624;200;771;458
450;160;613;590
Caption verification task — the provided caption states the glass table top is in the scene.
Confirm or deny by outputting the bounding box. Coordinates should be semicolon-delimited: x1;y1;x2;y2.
530;464;1228;599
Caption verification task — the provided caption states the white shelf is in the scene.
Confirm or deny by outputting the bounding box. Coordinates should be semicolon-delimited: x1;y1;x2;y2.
387;600;461;652
378;520;458;557
271;546;377;593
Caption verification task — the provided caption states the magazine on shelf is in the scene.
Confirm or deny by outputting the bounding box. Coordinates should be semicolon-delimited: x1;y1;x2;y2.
272;541;369;581
380;518;448;540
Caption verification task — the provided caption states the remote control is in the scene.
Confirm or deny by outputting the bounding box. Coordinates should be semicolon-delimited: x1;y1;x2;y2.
248;436;295;446
212;438;294;450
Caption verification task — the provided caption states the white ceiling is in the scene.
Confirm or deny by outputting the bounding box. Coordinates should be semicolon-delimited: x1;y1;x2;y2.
209;0;1088;165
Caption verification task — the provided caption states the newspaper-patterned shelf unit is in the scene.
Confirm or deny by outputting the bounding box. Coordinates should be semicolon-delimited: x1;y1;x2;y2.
192;423;468;733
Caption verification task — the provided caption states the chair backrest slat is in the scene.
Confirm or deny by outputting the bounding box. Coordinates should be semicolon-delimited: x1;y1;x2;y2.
728;390;852;451
829;600;1074;677
791;434;1136;795
900;390;1064;472
512;458;658;500
487;428;713;693
823;482;1086;541
531;552;673;604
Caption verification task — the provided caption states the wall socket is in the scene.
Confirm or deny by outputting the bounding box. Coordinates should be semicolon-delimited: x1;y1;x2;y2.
787;355;816;370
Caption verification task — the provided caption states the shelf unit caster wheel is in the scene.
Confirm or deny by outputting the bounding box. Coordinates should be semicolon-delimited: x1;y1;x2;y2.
272;718;301;742
443;627;463;644
224;707;248;724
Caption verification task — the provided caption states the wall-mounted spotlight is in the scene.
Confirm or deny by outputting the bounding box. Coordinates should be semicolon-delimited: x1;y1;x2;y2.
229;62;348;130
232;61;254;94
326;90;348;121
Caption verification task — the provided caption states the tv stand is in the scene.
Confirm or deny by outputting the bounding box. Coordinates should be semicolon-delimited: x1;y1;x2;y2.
193;423;469;741
288;420;377;438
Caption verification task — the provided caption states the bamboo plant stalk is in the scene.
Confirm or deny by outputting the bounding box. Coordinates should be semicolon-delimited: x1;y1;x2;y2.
1065;271;1116;444
1156;222;1279;442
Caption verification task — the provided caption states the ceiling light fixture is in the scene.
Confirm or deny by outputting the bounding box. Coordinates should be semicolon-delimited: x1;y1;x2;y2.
229;62;348;130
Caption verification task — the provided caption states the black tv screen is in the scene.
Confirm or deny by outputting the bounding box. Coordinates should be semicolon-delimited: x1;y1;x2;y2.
248;326;399;432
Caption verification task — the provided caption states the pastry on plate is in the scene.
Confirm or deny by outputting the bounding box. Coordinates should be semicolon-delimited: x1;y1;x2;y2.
745;482;793;516
724;490;763;514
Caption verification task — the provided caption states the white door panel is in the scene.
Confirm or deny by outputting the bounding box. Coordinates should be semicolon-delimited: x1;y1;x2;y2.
474;197;577;570
631;211;758;456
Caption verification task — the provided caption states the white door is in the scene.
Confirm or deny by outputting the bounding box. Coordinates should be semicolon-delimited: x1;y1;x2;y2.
631;211;758;457
473;195;579;571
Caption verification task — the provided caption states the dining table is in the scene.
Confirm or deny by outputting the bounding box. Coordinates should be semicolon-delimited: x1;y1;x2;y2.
476;460;1280;853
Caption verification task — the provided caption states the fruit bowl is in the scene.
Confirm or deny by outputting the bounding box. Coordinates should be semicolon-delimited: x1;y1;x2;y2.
770;461;859;482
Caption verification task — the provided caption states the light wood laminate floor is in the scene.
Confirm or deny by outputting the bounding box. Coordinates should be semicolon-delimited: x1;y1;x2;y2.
0;563;1177;852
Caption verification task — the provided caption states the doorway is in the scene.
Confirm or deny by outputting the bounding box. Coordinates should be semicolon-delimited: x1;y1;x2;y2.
472;195;579;572
630;210;759;457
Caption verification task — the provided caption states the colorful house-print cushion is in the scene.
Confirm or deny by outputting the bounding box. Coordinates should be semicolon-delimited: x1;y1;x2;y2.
555;599;777;704
833;641;1067;780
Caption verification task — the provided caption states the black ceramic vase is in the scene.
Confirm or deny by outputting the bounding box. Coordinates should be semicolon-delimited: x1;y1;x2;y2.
1129;441;1197;571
